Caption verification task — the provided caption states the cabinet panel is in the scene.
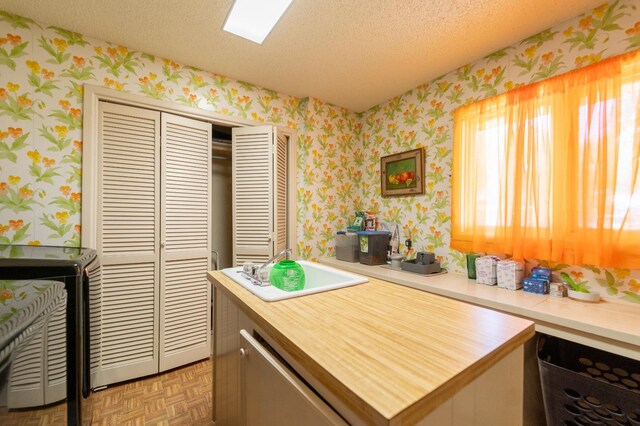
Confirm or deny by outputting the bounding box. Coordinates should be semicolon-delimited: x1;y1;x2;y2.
214;288;240;426
239;329;346;426
214;289;346;426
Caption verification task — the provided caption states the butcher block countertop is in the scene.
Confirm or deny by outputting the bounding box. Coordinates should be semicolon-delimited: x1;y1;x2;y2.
321;257;640;360
208;268;535;425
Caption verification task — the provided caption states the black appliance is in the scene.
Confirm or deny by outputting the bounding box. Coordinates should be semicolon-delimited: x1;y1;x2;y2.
0;245;101;426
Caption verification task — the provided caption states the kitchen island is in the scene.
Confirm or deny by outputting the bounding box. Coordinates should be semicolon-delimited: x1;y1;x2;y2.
208;268;535;425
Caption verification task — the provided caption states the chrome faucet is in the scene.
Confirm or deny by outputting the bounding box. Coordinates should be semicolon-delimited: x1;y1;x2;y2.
239;248;292;287
256;248;292;281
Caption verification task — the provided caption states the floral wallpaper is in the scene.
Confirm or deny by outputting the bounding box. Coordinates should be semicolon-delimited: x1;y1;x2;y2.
358;0;640;303
0;1;639;303
296;98;362;260
0;11;359;264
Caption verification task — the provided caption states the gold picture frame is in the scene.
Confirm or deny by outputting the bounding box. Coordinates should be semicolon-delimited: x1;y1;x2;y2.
380;148;425;197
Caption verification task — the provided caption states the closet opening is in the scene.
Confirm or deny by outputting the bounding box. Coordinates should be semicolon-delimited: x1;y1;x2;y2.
210;123;233;272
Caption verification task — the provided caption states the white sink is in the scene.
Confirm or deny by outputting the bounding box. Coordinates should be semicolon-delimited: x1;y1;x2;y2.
221;260;368;302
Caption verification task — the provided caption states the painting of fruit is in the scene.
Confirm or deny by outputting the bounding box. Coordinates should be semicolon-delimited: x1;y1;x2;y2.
380;148;425;197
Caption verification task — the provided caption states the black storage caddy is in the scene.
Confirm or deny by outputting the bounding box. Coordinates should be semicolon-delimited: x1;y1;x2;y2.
537;334;640;426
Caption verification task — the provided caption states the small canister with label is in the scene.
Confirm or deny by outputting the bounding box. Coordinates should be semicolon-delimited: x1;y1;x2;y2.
549;282;568;297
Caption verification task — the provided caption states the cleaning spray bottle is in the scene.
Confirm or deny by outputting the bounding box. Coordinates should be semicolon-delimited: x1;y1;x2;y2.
389;224;403;269
390;224;400;255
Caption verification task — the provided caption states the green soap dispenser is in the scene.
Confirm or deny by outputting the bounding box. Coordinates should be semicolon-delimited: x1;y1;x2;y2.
269;260;305;292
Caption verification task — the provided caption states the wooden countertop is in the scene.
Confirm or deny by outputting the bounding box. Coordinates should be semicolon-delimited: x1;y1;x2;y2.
321;257;640;361
209;268;534;425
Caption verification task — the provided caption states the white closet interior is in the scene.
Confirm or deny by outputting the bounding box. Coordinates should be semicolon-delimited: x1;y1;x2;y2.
211;125;233;271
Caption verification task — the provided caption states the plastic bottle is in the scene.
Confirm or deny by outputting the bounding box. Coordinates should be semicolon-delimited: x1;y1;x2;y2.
269;260;305;291
390;224;400;255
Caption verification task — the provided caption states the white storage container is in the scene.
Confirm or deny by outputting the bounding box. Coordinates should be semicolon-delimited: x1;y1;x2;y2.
475;256;500;285
497;260;524;290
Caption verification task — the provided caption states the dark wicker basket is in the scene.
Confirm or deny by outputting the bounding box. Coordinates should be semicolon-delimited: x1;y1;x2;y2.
537;334;640;426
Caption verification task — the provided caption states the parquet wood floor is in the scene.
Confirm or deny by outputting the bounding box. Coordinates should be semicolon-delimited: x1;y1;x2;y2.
0;358;213;426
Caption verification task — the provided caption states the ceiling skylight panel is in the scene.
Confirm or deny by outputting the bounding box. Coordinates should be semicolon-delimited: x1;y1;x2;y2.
223;0;293;44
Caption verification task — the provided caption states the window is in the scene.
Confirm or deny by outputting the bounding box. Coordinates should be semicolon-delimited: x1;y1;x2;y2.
451;49;640;268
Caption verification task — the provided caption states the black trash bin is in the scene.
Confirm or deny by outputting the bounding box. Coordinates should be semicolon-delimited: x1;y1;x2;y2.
537;334;640;426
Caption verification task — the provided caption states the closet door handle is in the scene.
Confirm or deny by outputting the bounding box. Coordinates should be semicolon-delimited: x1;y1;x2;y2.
160;241;166;249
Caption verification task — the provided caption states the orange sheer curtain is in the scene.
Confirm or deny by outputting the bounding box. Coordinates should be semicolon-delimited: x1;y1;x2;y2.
451;49;640;268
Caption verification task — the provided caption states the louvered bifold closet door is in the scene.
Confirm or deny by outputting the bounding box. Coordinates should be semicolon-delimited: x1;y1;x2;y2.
96;102;160;386
232;126;275;266
159;113;211;372
275;133;288;253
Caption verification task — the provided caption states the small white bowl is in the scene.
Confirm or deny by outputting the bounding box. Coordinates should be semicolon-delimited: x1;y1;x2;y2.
568;289;600;303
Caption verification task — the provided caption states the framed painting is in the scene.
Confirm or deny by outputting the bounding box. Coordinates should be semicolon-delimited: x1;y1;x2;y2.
380;148;425;197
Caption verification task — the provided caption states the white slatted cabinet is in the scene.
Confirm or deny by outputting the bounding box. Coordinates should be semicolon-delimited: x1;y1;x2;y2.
93;103;212;385
159;113;211;372
96;102;160;386
275;133;288;254
232;126;288;266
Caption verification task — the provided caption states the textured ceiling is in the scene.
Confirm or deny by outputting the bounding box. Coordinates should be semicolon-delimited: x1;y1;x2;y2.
0;0;604;111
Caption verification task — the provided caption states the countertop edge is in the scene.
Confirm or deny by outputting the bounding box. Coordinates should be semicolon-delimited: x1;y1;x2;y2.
392;324;534;425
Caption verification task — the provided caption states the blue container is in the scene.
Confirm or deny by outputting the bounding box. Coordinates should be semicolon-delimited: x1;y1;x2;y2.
530;267;552;281
524;278;549;294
